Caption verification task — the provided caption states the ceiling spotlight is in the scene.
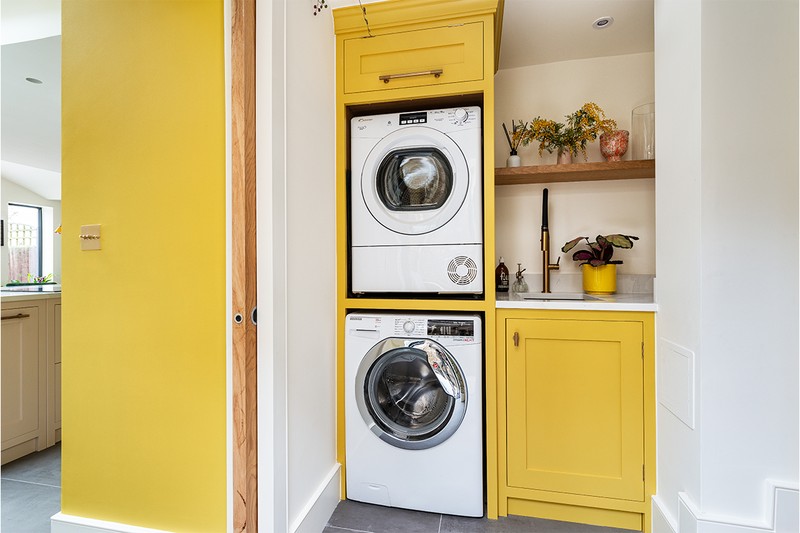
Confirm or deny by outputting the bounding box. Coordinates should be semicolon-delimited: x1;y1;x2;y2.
592;16;614;29
25;77;43;84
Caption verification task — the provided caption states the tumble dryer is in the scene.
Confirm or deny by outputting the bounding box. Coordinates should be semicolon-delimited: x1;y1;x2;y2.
344;313;483;517
350;106;483;294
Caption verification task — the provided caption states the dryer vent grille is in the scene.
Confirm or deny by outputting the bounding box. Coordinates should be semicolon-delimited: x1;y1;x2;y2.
447;256;478;286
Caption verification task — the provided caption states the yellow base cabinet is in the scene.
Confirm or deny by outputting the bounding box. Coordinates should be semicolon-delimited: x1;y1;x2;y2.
496;309;655;532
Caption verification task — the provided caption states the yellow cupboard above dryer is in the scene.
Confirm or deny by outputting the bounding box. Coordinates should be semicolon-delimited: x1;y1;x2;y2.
333;0;504;104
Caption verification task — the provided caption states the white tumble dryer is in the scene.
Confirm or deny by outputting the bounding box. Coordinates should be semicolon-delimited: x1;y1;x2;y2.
350;106;483;294
344;312;483;517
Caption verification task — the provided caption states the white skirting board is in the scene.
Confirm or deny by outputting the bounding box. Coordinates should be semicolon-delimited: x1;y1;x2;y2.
51;464;342;533
51;513;173;533
289;463;341;533
652;481;799;533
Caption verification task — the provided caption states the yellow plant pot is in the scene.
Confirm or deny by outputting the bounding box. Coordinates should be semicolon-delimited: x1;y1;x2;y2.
582;264;617;294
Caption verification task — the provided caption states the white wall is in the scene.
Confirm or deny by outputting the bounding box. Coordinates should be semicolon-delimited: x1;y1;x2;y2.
0;177;62;284
285;0;339;530
257;2;339;532
494;53;655;283
654;0;799;530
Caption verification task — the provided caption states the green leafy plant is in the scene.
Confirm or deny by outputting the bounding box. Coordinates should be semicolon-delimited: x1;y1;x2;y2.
562;234;638;266
7;273;54;285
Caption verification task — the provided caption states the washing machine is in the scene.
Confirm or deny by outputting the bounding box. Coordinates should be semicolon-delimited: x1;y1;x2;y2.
350;106;483;294
344;312;483;517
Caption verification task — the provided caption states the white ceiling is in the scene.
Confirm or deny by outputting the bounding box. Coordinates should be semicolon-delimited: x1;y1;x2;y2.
499;0;653;69
1;0;61;200
0;0;653;203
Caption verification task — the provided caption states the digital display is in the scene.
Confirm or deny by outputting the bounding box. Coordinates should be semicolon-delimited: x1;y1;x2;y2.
427;320;474;337
399;111;428;125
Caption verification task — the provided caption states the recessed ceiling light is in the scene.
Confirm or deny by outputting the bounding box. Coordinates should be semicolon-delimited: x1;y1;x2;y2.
25;77;43;84
592;16;614;30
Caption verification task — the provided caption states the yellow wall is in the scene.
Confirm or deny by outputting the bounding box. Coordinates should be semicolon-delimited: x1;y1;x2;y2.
61;2;226;531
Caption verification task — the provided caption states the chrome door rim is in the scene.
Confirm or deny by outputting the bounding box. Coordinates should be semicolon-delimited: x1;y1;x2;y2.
354;337;467;450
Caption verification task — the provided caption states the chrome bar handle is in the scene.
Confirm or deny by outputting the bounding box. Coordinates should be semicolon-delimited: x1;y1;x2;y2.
379;68;443;83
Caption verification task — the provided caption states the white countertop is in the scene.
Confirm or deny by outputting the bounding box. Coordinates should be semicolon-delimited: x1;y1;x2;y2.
496;291;657;312
1;285;62;303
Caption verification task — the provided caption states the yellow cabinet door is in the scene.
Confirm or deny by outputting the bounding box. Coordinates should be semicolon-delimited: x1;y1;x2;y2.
506;318;644;501
343;22;484;94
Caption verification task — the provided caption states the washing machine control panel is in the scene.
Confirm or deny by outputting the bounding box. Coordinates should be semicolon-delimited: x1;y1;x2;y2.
390;318;476;341
427;319;475;338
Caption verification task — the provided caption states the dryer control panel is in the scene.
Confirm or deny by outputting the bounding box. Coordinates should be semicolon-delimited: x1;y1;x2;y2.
398;111;427;125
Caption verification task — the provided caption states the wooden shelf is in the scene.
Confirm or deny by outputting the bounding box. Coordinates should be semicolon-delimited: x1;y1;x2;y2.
495;159;655;186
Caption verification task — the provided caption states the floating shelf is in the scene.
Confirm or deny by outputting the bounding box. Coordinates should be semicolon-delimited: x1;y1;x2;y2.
495;159;655;186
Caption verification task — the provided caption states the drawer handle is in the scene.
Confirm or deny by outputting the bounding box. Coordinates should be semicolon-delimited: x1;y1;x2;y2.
513;331;519;347
379;69;443;83
2;313;31;321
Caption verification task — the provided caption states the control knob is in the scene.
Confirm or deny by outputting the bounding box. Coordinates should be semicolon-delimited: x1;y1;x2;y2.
403;320;416;334
453;107;469;124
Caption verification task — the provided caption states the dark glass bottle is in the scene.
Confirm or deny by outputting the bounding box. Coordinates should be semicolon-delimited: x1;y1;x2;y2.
496;257;509;292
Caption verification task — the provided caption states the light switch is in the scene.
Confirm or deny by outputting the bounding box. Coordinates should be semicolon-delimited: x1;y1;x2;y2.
80;224;101;251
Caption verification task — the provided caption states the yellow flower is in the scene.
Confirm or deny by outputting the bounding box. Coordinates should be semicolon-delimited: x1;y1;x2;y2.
523;103;616;160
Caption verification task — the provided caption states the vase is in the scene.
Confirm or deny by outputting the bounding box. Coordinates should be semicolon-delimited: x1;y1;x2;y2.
556;147;573;165
507;150;521;167
582;264;617;294
599;130;629;162
631;103;655;160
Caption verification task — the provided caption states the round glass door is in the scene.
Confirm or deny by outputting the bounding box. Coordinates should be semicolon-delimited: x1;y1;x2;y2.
360;127;469;236
355;338;467;450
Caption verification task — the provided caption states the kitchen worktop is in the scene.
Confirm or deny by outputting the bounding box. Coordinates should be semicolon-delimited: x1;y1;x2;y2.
1;286;62;303
496;291;657;312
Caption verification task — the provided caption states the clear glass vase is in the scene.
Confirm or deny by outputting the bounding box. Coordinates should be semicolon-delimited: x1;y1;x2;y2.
631;103;655;160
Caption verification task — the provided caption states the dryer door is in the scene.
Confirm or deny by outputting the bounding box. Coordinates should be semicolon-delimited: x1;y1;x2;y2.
360;127;469;236
355;338;467;450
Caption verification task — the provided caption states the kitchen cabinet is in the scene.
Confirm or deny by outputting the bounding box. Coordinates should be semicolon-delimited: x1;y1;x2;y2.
2;302;46;463
47;299;62;446
1;295;62;464
342;22;484;95
333;0;504;518
496;309;655;532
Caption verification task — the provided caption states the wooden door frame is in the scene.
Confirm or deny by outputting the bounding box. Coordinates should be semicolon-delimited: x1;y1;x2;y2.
231;0;257;530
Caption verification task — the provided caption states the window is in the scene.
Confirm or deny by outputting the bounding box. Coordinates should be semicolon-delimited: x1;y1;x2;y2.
7;203;43;282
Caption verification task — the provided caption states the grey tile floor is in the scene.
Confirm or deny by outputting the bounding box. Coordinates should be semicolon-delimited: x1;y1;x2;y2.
1;444;61;533
325;500;636;533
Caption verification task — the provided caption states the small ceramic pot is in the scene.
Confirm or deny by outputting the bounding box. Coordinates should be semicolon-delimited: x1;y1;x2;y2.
556;147;573;165
582;264;617;294
599;130;629;162
507;151;521;167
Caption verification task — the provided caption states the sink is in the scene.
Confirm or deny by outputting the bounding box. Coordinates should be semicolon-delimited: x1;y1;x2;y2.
516;292;600;301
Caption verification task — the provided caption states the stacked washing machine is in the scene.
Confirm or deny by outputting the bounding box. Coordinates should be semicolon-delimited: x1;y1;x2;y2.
345;107;484;517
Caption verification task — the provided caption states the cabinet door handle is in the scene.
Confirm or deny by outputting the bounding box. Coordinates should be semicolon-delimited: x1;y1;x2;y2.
2;313;30;321
513;331;519;347
379;68;443;83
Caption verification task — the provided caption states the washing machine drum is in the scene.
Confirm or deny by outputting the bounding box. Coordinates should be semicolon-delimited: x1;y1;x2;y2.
355;338;467;450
